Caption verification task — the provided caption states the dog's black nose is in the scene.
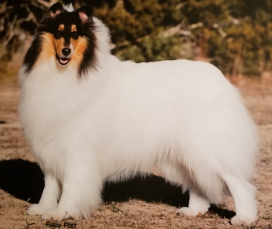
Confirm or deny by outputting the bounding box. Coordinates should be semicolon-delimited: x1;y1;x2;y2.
62;48;71;56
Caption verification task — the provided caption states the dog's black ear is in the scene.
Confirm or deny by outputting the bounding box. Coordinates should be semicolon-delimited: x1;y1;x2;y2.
48;2;63;18
77;6;93;22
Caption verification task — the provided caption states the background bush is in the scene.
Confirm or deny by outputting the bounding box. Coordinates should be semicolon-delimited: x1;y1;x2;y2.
1;0;272;77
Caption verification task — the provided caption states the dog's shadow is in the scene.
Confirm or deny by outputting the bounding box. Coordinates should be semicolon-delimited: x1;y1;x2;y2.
0;159;235;219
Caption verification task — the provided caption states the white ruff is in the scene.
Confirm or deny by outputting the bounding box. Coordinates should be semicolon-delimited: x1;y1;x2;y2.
19;18;258;225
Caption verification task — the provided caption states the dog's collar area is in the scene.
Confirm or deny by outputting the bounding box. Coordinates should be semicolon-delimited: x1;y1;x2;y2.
56;53;70;66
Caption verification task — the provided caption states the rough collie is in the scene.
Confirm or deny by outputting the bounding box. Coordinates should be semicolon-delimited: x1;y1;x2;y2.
19;3;258;225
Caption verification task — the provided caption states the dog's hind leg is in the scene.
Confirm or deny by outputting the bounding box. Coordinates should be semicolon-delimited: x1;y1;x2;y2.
159;161;210;216
222;173;257;225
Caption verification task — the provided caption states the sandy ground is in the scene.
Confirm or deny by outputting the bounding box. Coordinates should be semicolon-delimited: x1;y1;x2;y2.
0;79;271;229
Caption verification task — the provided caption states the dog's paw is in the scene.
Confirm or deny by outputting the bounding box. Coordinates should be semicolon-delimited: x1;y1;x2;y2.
41;208;79;221
178;204;209;217
231;215;257;226
42;209;67;220
177;207;199;217
27;204;54;216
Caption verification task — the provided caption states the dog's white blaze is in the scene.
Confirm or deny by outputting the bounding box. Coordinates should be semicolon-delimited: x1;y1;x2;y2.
19;17;258;225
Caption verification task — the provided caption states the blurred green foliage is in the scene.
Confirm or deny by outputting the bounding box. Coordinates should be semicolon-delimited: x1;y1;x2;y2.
83;0;272;76
1;0;272;76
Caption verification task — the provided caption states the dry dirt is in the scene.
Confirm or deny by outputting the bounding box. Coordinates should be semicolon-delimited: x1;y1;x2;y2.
0;78;271;229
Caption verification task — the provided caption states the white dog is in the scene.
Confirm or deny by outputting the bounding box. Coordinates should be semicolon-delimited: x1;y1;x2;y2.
19;3;258;225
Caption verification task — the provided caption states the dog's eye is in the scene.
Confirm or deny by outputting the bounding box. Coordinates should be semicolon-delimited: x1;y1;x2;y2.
71;32;78;39
55;31;61;39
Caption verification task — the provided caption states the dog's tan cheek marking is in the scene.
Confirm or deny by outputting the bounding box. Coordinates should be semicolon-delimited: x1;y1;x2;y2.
70;38;79;51
34;33;55;66
70;36;87;68
54;37;65;58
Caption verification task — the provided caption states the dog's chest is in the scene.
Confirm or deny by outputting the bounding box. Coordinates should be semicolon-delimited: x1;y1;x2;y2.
20;68;87;140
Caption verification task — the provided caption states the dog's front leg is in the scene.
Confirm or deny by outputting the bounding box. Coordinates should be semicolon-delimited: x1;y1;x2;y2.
42;151;103;220
27;174;60;216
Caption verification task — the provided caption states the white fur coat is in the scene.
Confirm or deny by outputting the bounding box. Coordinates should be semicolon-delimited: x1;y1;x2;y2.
19;17;258;225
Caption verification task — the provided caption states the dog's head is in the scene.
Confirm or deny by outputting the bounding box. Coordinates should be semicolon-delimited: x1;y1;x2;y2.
24;3;97;76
